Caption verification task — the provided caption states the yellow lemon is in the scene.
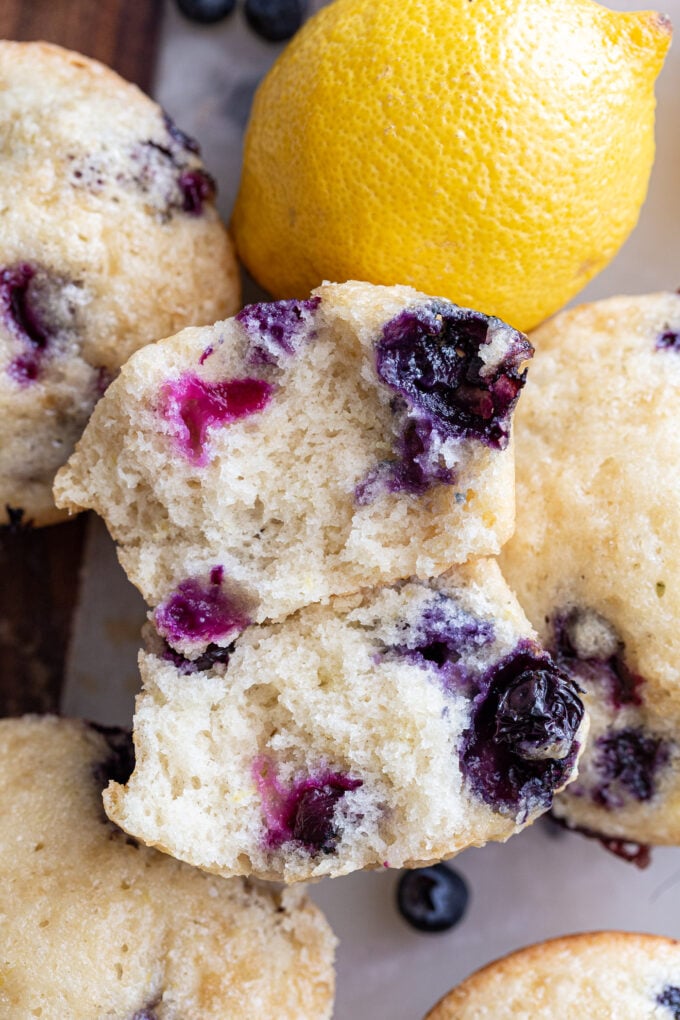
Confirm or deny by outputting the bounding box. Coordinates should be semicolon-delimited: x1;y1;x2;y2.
232;0;671;332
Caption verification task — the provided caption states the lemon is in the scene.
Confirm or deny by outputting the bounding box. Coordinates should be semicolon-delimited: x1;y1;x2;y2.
232;0;671;332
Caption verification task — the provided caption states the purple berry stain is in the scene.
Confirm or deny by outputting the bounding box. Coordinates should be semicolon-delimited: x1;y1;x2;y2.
161;372;274;465
254;757;362;853
460;642;584;816
592;728;668;809
155;569;250;648
237;296;320;365
658;986;680;1017
386;594;494;691
376;302;532;451
1;264;53;383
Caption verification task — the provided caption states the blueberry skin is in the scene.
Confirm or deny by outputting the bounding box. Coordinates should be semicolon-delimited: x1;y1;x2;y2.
176;0;236;24
244;0;307;42
396;864;469;933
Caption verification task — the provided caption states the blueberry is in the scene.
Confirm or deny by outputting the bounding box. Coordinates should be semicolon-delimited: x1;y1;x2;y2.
396;864;469;933
656;330;680;352
244;0;307;42
658;986;680;1017
175;0;236;24
494;667;584;760
460;643;584;815
177;168;216;215
376;303;532;452
162;639;234;674
592;727;668;809
553;609;644;710
237;296;320;365
257;766;362;854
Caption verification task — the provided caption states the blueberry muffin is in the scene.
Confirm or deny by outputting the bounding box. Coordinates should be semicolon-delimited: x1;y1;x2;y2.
56;280;531;649
500;293;680;848
0;715;335;1018
0;41;240;526
425;932;680;1019
104;558;585;883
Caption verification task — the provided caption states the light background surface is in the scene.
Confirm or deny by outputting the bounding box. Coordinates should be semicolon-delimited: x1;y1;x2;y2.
64;2;680;1017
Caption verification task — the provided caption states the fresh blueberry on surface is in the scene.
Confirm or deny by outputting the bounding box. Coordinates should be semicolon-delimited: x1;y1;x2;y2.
396;864;469;933
244;0;307;42
175;0;236;24
658;986;680;1017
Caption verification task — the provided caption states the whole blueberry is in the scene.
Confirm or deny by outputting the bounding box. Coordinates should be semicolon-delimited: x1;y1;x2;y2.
658;985;680;1017
396;864;469;933
244;0;307;42
175;0;236;24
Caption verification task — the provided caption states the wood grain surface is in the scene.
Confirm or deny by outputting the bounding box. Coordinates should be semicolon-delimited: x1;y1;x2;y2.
0;0;164;715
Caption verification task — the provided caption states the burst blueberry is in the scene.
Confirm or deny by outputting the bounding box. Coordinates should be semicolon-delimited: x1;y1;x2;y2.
376;302;532;451
154;572;250;648
237;296;320;364
460;644;584;814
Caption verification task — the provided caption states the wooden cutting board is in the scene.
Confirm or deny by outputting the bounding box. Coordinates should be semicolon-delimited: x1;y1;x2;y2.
0;0;164;715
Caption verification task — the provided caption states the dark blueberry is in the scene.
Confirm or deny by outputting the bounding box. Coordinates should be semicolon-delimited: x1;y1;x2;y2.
154;572;250;648
89;724;136;788
259;768;362;853
375;303;532;451
1;505;33;534
553;609;643;710
237;296;320;365
656;330;680;352
460;643;584;816
391;417;455;495
396;864;469;933
176;0;236;23
658;986;680;1017
163;111;201;155
244;0;307;42
494;667;584;761
160;373;274;464
592;727;668;809
162;639;234;674
178;168;216;215
131;1006;160;1020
